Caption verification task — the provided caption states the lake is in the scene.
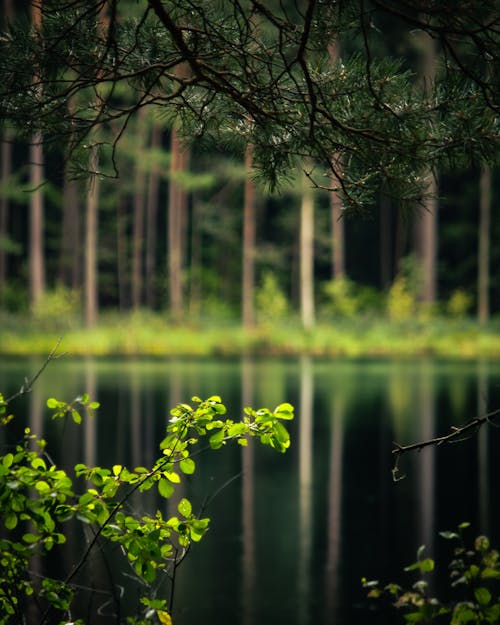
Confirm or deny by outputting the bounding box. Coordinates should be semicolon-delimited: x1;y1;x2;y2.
1;356;499;625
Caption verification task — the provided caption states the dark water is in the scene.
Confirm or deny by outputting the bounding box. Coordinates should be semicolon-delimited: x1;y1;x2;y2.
1;356;499;625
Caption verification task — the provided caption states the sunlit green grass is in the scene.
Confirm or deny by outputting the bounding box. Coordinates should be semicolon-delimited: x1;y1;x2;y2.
2;311;500;358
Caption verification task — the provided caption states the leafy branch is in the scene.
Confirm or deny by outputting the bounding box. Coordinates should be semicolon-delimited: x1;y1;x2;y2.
0;386;294;625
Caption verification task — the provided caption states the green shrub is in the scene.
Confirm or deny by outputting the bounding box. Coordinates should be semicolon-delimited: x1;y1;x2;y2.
31;284;81;329
447;289;473;319
322;277;360;318
255;270;289;323
0;280;29;313
363;523;500;624
387;275;415;321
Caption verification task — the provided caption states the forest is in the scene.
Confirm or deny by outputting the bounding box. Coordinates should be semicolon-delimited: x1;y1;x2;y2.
0;1;498;355
1;4;500;625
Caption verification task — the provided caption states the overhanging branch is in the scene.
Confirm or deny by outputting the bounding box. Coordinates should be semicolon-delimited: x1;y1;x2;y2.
391;406;500;481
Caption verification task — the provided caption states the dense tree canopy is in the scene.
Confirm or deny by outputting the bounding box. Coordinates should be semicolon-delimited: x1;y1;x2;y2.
1;0;498;208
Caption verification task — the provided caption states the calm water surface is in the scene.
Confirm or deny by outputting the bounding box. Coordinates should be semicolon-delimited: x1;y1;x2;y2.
1;356;499;625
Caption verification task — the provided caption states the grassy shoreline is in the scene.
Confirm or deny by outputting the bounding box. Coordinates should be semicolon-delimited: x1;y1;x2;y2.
2;312;500;358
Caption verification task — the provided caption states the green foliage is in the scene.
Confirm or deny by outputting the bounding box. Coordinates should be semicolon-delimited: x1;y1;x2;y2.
323;276;380;319
31;284;81;329
447;290;474;319
255;271;289;324
0;389;293;624
0;280;29;314
363;523;500;624
387;275;416;321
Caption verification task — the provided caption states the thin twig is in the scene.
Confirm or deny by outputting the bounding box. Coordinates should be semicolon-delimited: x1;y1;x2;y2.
392;407;500;481
5;338;65;404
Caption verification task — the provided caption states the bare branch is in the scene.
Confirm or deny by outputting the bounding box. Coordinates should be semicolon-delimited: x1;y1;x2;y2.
391;406;500;481
4;338;65;404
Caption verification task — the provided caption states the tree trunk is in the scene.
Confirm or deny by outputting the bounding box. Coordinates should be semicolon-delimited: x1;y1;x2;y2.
145;122;161;309
188;195;202;319
416;172;438;303
59;176;81;289
330;182;344;280
85;147;99;327
116;198;128;311
300;167;315;330
477;166;491;324
414;28;438;304
168;127;189;322
379;193;392;288
0;0;13;297
131;109;147;310
328;42;345;281
29;1;45;307
0;136;11;296
242;145;256;328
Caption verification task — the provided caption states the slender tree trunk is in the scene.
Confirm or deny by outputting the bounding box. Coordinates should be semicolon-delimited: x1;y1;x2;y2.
29;136;45;307
0;136;11;295
131;109;148;310
83;6;109;326
416;173;438;303
300;167;315;330
188;196;202;318
85;147;99;327
242;145;256;328
328;42;345;281
59;176;80;288
145;122;161;309
0;0;13;298
116;199;128;311
414;28;438;304
168;127;189;321
478;166;491;324
379;194;392;288
330;183;344;280
29;1;45;307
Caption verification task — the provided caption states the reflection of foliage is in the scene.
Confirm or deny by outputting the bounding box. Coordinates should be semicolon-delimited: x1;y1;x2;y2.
0;379;293;624
363;523;500;625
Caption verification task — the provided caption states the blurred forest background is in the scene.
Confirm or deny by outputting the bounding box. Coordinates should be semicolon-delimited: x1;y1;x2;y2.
0;0;498;352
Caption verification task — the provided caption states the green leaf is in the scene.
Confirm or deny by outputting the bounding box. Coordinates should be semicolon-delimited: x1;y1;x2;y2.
419;558;435;573
5;512;18;530
481;568;500;579
179;457;195;475
439;531;459;540
178;498;192;518
209;430;225;449
31;457;47;470
404;611;424;623
165;471;181;484
22;533;40;543
2;452;14;467
158;478;174;499
35;480;51;494
275;402;294;419
71;409;82;424
474;587;491;606
46;398;59;409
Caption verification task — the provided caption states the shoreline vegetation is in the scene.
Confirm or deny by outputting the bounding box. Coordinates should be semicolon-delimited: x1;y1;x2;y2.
1;311;500;359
